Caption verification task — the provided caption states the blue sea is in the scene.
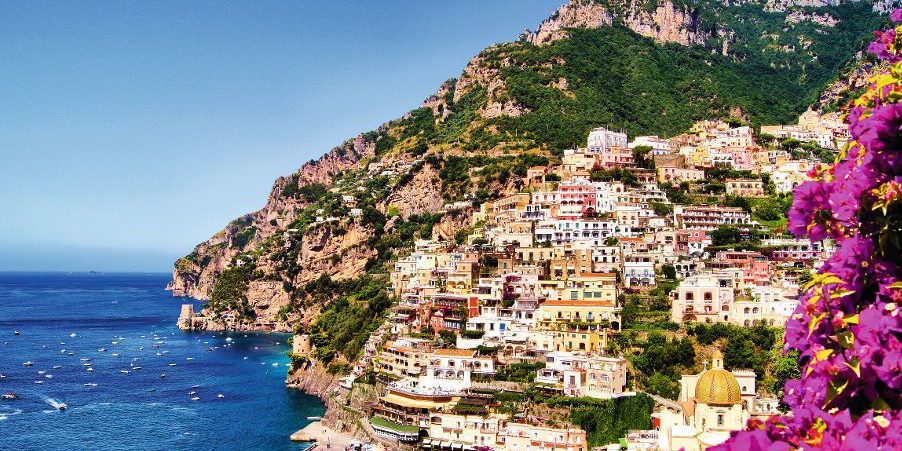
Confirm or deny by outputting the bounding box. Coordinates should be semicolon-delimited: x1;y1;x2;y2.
0;272;324;450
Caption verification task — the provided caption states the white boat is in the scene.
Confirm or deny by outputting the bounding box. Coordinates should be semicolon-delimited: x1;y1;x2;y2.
111;353;120;357
34;380;43;384
69;333;76;338
67;353;74;356
80;358;90;362
98;348;107;352
44;374;52;379
58;403;67;411
84;383;97;387
191;397;200;401
86;368;94;372
307;416;323;421
188;391;196;395
37;370;46;375
119;370;130;374
52;365;62;369
168;363;177;367
217;394;224;398
23;361;33;366
13;331;19;335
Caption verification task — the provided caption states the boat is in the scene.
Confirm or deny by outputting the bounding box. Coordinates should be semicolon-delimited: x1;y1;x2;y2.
44;374;52;379
168;363;177;367
67;352;74;356
58;403;67;411
86;367;94;372
306;416;323;421
34;380;44;384
111;353;120;357
14;331;20;335
84;383;97;387
191;397;200;401
217;394;224;399
188;391;196;395
98;348;107;352
160;373;166;378
80;358;90;361
191;385;199;389
37;370;46;375
131;366;142;370
119;370;130;374
23;361;33;366
52;365;62;369
0;374;5;379
2;392;17;400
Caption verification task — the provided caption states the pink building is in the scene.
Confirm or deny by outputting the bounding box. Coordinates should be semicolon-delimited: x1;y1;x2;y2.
558;180;598;217
723;146;756;171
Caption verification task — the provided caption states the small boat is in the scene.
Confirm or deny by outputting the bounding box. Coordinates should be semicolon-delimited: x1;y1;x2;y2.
70;333;76;338
83;383;97;387
0;374;5;379
111;353;120;357
148;388;156;392
168;363;177;367
52;365;62;369
191;385;199;389
131;366;142;370
67;352;74;356
120;370;130;374
58;403;67;411
2;392;17;400
307;416;323;421
44;374;52;379
98;348;107;352
80;358;90;362
111;341;119;345
188;391;196;395
86;368;94;372
13;331;19;335
186;357;194;361
217;394;224;398
38;370;46;375
191;397;200;401
160;373;166;378
34;380;44;385
23;361;33;366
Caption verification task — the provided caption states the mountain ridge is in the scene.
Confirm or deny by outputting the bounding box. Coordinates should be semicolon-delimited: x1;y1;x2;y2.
168;0;891;334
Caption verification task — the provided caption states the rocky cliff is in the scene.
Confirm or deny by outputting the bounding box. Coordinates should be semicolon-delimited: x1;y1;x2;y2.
525;0;707;48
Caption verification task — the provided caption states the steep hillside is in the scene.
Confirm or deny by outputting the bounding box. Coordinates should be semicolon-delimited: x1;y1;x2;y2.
169;0;890;343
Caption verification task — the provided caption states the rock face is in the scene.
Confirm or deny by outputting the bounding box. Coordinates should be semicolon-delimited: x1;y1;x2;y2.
526;0;706;47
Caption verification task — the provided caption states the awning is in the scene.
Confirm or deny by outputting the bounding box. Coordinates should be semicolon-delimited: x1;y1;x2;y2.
422;439;432;446
440;441;452;448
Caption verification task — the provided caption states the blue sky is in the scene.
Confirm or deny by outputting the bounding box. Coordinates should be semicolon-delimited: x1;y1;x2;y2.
0;0;562;272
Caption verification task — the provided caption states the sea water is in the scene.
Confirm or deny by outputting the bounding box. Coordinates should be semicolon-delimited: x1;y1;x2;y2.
0;272;324;450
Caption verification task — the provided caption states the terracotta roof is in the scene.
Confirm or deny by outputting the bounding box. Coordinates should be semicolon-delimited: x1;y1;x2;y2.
432;348;477;357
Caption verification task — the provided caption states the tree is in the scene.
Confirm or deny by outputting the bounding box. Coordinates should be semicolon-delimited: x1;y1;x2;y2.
438;330;457;348
645;372;680;399
632;145;655;169
661;264;677;280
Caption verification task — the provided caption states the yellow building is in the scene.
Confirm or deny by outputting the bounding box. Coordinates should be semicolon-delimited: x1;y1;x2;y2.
535;300;622;332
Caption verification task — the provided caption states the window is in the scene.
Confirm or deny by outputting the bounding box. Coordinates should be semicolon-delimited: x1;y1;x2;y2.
717;413;725;427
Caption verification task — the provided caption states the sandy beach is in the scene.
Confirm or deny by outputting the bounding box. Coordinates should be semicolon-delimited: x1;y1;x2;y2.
291;421;363;450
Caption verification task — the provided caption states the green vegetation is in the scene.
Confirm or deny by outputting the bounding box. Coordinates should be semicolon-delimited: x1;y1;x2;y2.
632;331;696;398
304;275;393;364
527;392;656;448
495;361;545;382
208;259;258;317
688;323;785;384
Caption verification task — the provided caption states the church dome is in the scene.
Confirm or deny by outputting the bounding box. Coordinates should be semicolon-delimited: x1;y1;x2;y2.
694;350;741;405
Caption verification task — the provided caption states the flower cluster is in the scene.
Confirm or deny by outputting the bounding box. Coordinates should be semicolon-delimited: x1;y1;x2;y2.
714;11;902;450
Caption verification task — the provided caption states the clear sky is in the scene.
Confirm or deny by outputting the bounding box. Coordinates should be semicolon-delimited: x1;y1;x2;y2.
0;0;562;272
